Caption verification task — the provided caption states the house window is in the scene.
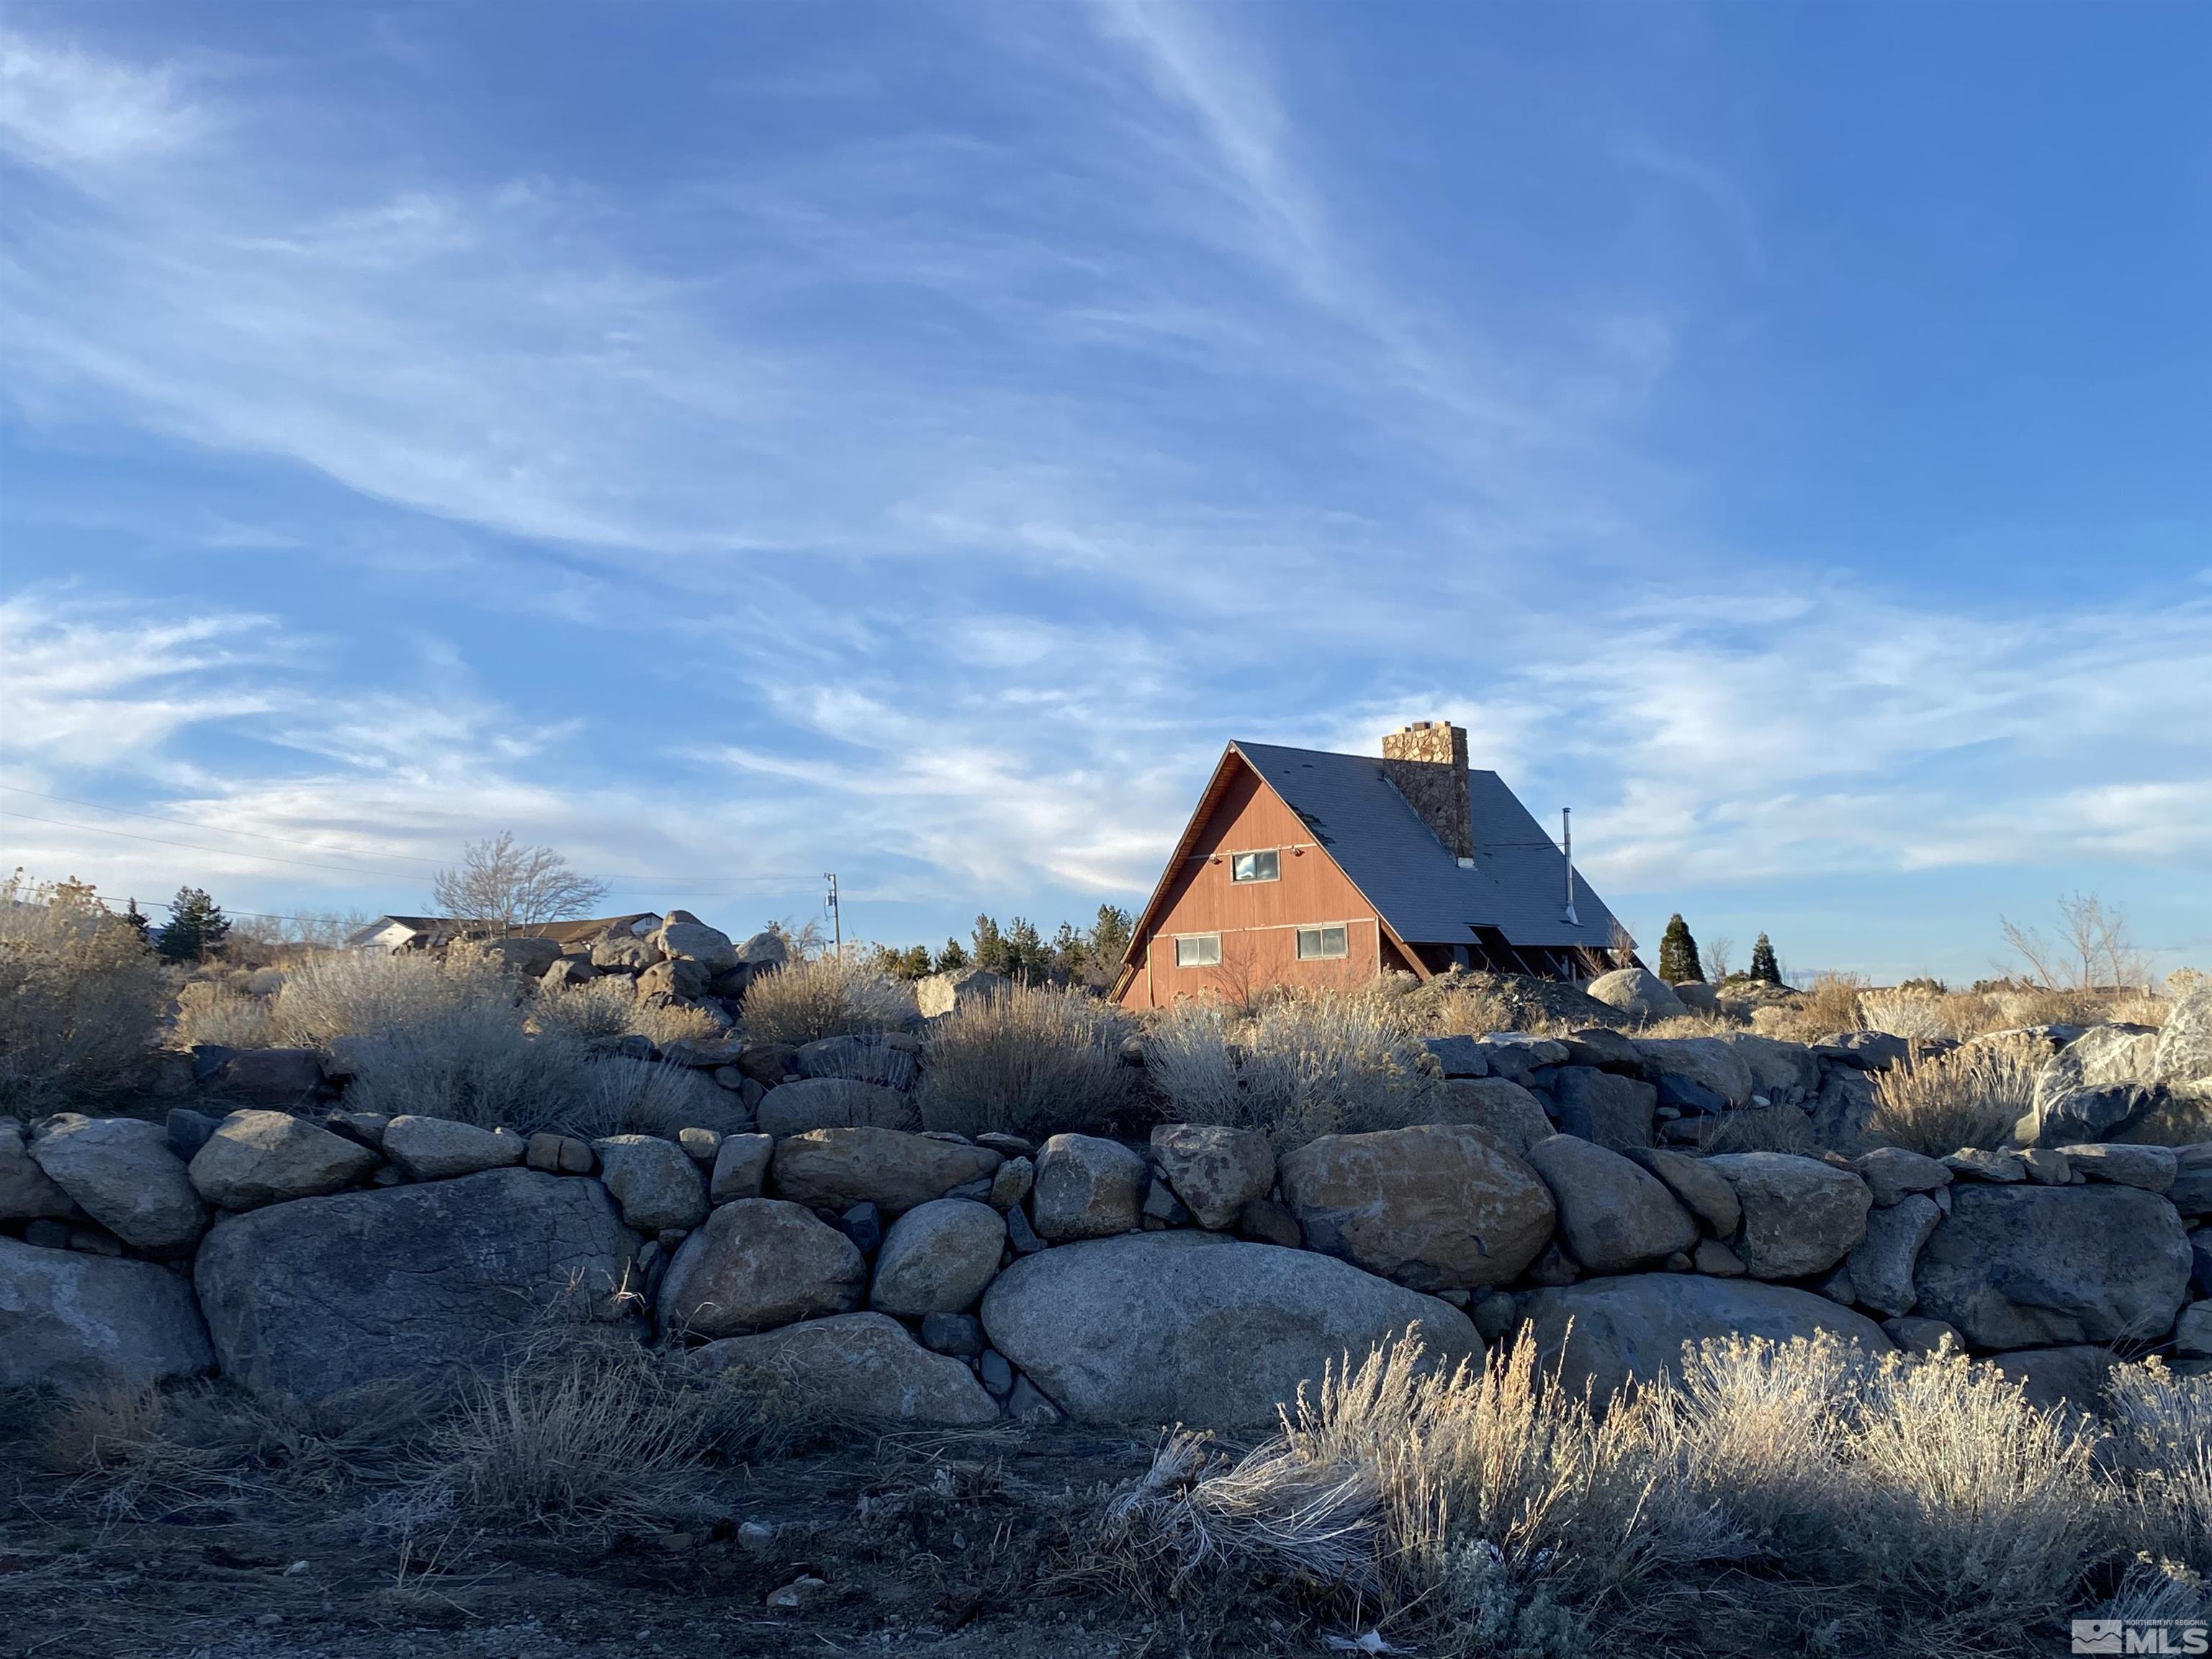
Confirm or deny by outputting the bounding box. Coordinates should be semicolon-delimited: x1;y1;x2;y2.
1296;925;1349;961
1174;934;1222;968
1231;850;1280;884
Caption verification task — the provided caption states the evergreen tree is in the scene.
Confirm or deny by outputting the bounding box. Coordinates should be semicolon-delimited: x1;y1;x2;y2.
1050;920;1087;983
934;938;971;974
1748;933;1782;986
1003;917;1051;981
1657;913;1702;984
158;886;230;963
1087;904;1133;981
122;899;152;944
970;914;1011;976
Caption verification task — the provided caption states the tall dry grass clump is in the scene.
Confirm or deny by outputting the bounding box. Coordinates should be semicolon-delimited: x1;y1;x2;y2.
1749;970;1866;1042
1143;992;1434;1151
0;874;168;1118
739;955;917;1045
172;979;281;1050
1867;1034;2044;1154
1100;1334;2193;1655
917;984;1129;1141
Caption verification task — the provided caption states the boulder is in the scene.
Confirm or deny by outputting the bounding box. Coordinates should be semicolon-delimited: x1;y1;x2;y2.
2152;981;2212;1088
1882;1315;1961;1357
1560;1027;1645;1073
1032;1134;1148;1241
1914;1184;2192;1350
1692;1238;1745;1277
2193;1227;2212;1299
694;1312;997;1424
187;1110;382;1210
1673;981;1719;1012
474;935;562;979
1417;1035;1489;1078
593;1135;709;1232
1634;1040;1755;1110
770;1128;1000;1217
1851;1146;1953;1208
653;920;738;973
1547;1069;1655;1152
657;1038;745;1070
1518;1274;1892;1403
2056;1143;2177;1193
1474;1037;1570;1083
542;956;597;989
916;967;1010;1019
989;1155;1034;1211
2169;1146;2212;1218
1845;1193;1942;1318
30;1115;208;1254
1818;1031;1911;1071
1945;1148;2027;1183
795;1036;917;1092
1623;1147;1740;1236
382;1116;525;1181
1;1120;78;1222
1584;968;1684;1022
755;1077;915;1138
194;1169;642;1398
1416;1077;1555;1155
657;1198;865;1337
2020;1026;2162;1146
2174;1300;2212;1359
1809;1069;1879;1146
711;1133;774;1203
1987;1346;2122;1414
1722;1035;1822;1101
0;1236;214;1393
736;930;791;968
592;930;664;971
638;958;710;1001
1149;1125;1274;1231
1523;1136;1696;1273
1277;1123;1555;1291
208;1048;327;1106
869;1198;1005;1316
1702;1153;1871;1280
979;1231;1480;1427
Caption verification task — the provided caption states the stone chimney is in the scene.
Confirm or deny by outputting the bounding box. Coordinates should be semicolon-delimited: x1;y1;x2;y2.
1381;720;1473;859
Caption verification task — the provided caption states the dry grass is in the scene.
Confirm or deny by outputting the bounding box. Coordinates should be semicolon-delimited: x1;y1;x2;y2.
1141;992;1435;1151
1694;1104;1817;1154
172;979;282;1049
1748;971;1867;1043
1097;1332;2206;1655
740;955;917;1045
1867;1035;2045;1154
0;876;170;1118
916;984;1129;1141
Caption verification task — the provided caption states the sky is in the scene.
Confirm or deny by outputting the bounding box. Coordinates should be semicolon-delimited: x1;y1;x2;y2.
1;1;2208;985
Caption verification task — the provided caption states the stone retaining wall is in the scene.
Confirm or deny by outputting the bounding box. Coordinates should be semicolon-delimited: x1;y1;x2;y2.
7;1038;2206;1426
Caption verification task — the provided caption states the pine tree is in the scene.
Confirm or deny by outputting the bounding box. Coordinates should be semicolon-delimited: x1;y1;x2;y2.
158;886;231;963
122;899;152;944
934;938;971;974
970;914;1010;976
1748;933;1782;986
1088;904;1133;981
1657;913;1702;984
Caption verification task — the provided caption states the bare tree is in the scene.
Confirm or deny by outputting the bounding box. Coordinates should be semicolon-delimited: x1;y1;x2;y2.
1999;891;2148;992
1704;935;1735;984
432;834;609;933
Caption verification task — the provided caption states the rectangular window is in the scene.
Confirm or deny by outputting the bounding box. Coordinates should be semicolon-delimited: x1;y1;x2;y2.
1296;925;1349;961
1174;933;1222;968
1231;849;1280;884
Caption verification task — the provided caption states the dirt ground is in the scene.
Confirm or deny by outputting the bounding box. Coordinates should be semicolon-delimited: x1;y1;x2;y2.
0;1416;1323;1659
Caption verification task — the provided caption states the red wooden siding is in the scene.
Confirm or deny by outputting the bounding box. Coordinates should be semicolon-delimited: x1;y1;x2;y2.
1115;762;1394;1008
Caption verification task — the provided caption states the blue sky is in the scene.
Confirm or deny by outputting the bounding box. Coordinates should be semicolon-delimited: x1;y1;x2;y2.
2;2;2207;984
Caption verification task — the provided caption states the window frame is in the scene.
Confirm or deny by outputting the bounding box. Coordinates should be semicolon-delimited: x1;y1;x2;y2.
1173;932;1223;968
1229;848;1281;884
1295;923;1350;961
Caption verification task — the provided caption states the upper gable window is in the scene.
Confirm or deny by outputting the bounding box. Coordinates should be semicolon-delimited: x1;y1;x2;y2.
1231;850;1280;884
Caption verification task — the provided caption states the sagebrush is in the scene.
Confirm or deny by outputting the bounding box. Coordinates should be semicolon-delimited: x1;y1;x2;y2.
740;955;917;1045
917;984;1129;1140
1868;1035;2044;1154
0;875;168;1118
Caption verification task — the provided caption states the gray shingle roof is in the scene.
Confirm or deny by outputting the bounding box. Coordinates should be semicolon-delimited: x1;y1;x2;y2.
1231;742;1627;950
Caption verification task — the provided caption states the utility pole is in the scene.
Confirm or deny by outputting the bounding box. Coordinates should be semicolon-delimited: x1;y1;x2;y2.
823;873;840;958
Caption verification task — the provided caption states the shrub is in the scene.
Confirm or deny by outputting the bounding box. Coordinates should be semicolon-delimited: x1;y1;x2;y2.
1860;989;1951;1043
1868;1035;2044;1154
1656;914;1702;984
172;979;280;1050
739;955;917;1045
1100;1333;2175;1655
1143;992;1434;1151
0;874;168;1118
917;984;1129;1140
1695;1103;1817;1154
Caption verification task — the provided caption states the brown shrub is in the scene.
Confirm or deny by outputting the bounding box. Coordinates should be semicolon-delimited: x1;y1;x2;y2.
0;875;169;1118
740;956;917;1045
916;984;1129;1141
1867;1035;2044;1154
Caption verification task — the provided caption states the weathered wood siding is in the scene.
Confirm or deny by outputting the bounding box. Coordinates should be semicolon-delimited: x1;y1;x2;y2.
1116;763;1388;1008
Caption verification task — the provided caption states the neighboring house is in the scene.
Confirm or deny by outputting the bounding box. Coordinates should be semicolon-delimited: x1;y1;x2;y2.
1111;721;1635;1008
345;913;662;953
